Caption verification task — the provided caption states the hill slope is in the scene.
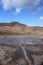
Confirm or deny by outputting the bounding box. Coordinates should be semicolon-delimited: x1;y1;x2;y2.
0;22;43;38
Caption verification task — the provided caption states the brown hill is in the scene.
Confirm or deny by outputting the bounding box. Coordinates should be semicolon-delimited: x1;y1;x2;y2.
0;22;43;38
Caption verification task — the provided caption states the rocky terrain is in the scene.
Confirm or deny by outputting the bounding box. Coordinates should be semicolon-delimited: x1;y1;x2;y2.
0;44;43;65
0;22;43;38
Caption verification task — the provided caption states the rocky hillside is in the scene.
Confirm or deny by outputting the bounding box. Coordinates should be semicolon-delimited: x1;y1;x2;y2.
0;22;27;35
0;22;43;38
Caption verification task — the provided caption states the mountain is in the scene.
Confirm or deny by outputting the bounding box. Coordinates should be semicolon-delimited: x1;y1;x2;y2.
0;22;43;38
0;22;26;26
0;22;27;34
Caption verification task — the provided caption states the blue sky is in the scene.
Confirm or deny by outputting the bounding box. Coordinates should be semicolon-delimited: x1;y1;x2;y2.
0;0;43;26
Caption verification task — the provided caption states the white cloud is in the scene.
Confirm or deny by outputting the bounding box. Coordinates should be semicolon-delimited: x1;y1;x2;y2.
0;0;41;14
15;8;21;15
12;8;21;15
1;0;41;9
39;16;43;20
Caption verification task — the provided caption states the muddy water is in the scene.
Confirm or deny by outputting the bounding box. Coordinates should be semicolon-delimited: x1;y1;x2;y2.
0;38;43;46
